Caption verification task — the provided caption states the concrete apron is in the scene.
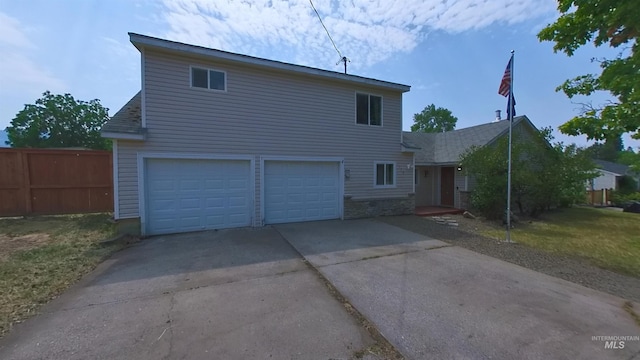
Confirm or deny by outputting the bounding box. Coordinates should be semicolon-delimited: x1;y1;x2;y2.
0;228;375;360
276;219;640;360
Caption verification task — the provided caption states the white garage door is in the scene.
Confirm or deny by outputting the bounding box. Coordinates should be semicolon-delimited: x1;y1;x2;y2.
145;158;252;235
264;161;341;224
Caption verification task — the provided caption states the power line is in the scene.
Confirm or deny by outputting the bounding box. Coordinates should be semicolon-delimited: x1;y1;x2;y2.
309;0;349;73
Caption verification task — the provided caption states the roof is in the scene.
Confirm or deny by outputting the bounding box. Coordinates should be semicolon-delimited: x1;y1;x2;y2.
593;159;630;176
129;33;411;93
101;92;143;135
403;116;530;165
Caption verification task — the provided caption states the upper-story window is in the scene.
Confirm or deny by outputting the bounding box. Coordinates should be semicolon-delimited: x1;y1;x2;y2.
191;67;226;91
356;93;382;126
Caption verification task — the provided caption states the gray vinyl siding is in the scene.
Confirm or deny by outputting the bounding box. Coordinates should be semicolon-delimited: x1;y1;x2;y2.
116;49;412;223
454;170;465;208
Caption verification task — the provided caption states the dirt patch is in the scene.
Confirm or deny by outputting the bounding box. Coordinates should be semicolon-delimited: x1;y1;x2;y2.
0;233;52;262
379;215;640;304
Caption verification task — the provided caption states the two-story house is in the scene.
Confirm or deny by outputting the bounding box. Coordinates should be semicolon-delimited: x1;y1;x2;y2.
102;33;415;236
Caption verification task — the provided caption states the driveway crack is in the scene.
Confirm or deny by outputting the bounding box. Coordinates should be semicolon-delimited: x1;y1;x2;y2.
273;227;404;360
161;293;176;360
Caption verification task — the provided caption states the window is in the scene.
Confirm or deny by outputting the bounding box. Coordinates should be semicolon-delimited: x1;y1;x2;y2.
356;93;382;126
375;162;395;187
191;67;226;91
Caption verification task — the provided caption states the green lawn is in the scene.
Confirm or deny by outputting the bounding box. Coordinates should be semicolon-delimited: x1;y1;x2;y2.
0;214;124;337
481;207;640;277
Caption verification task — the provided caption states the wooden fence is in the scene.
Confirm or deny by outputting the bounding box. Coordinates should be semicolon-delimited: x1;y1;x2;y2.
0;148;113;216
585;189;612;206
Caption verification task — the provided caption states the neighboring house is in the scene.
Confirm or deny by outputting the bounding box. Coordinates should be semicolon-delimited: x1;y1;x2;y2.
402;115;540;209
102;33;413;236
589;159;639;191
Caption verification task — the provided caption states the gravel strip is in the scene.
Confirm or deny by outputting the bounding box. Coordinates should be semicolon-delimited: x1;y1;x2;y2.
378;215;640;303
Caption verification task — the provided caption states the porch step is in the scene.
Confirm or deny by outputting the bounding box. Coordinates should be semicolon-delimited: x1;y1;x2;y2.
415;207;464;217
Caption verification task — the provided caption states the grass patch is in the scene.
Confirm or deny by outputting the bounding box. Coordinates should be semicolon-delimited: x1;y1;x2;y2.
480;207;640;277
0;214;124;337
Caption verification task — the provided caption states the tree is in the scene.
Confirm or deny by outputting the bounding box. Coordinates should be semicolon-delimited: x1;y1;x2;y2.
410;104;457;133
6;91;111;150
618;147;640;173
537;0;640;140
460;128;597;219
585;134;623;162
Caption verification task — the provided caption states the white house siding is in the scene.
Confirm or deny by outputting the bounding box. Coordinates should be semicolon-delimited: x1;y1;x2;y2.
116;49;412;224
592;171;617;190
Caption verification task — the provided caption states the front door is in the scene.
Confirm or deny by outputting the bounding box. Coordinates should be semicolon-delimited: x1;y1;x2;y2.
440;167;455;207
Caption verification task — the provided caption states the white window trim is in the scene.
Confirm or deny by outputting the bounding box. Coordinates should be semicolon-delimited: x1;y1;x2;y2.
355;92;384;126
189;66;227;92
373;161;396;188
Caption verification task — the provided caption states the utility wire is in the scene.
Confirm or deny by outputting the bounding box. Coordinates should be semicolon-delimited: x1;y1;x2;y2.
309;0;342;59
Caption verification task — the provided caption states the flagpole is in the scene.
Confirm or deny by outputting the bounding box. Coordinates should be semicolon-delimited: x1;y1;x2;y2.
506;50;514;243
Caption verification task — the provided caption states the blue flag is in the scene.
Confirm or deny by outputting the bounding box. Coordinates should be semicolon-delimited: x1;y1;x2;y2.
507;93;516;119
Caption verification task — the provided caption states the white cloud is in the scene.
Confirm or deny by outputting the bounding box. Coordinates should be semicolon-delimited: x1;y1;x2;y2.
0;12;66;96
0;12;34;48
160;0;556;70
0;53;66;94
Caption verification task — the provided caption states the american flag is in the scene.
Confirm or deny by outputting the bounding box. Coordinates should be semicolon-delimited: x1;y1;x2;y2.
498;57;512;97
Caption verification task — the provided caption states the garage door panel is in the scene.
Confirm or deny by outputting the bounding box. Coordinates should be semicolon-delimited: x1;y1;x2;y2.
145;158;251;235
264;161;340;224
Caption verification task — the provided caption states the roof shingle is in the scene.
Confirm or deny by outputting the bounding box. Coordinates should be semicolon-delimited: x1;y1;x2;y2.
593;159;630;175
403;116;527;165
101;92;143;134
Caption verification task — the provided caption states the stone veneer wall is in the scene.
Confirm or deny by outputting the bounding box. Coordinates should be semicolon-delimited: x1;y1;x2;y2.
344;194;415;219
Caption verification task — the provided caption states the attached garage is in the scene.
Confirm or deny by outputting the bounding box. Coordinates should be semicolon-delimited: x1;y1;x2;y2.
263;160;342;224
143;157;252;235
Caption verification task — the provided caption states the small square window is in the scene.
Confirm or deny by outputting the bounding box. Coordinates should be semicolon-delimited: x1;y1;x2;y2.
209;70;225;90
370;96;382;125
376;164;385;186
192;68;208;88
374;162;395;187
191;67;226;91
356;93;382;126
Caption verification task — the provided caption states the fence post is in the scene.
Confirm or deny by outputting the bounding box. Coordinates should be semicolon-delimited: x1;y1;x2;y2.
21;151;32;214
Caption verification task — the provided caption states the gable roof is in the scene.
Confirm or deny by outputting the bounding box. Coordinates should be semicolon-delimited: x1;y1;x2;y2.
129;33;411;93
593;159;630;176
403;115;532;165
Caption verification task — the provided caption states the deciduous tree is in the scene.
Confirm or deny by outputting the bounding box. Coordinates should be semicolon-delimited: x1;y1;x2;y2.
460;128;597;219
6;91;111;150
538;0;640;140
410;104;457;133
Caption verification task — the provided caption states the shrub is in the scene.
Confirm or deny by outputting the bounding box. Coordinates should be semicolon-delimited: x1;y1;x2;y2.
460;127;597;219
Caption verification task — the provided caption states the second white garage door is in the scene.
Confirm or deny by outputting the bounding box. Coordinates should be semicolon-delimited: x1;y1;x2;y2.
264;161;341;224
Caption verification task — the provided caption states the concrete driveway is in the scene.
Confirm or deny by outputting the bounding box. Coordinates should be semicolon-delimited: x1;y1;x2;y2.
276;219;640;360
0;228;376;360
1;219;638;360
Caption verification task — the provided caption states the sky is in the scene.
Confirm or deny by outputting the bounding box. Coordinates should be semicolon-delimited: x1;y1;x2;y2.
0;0;637;149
